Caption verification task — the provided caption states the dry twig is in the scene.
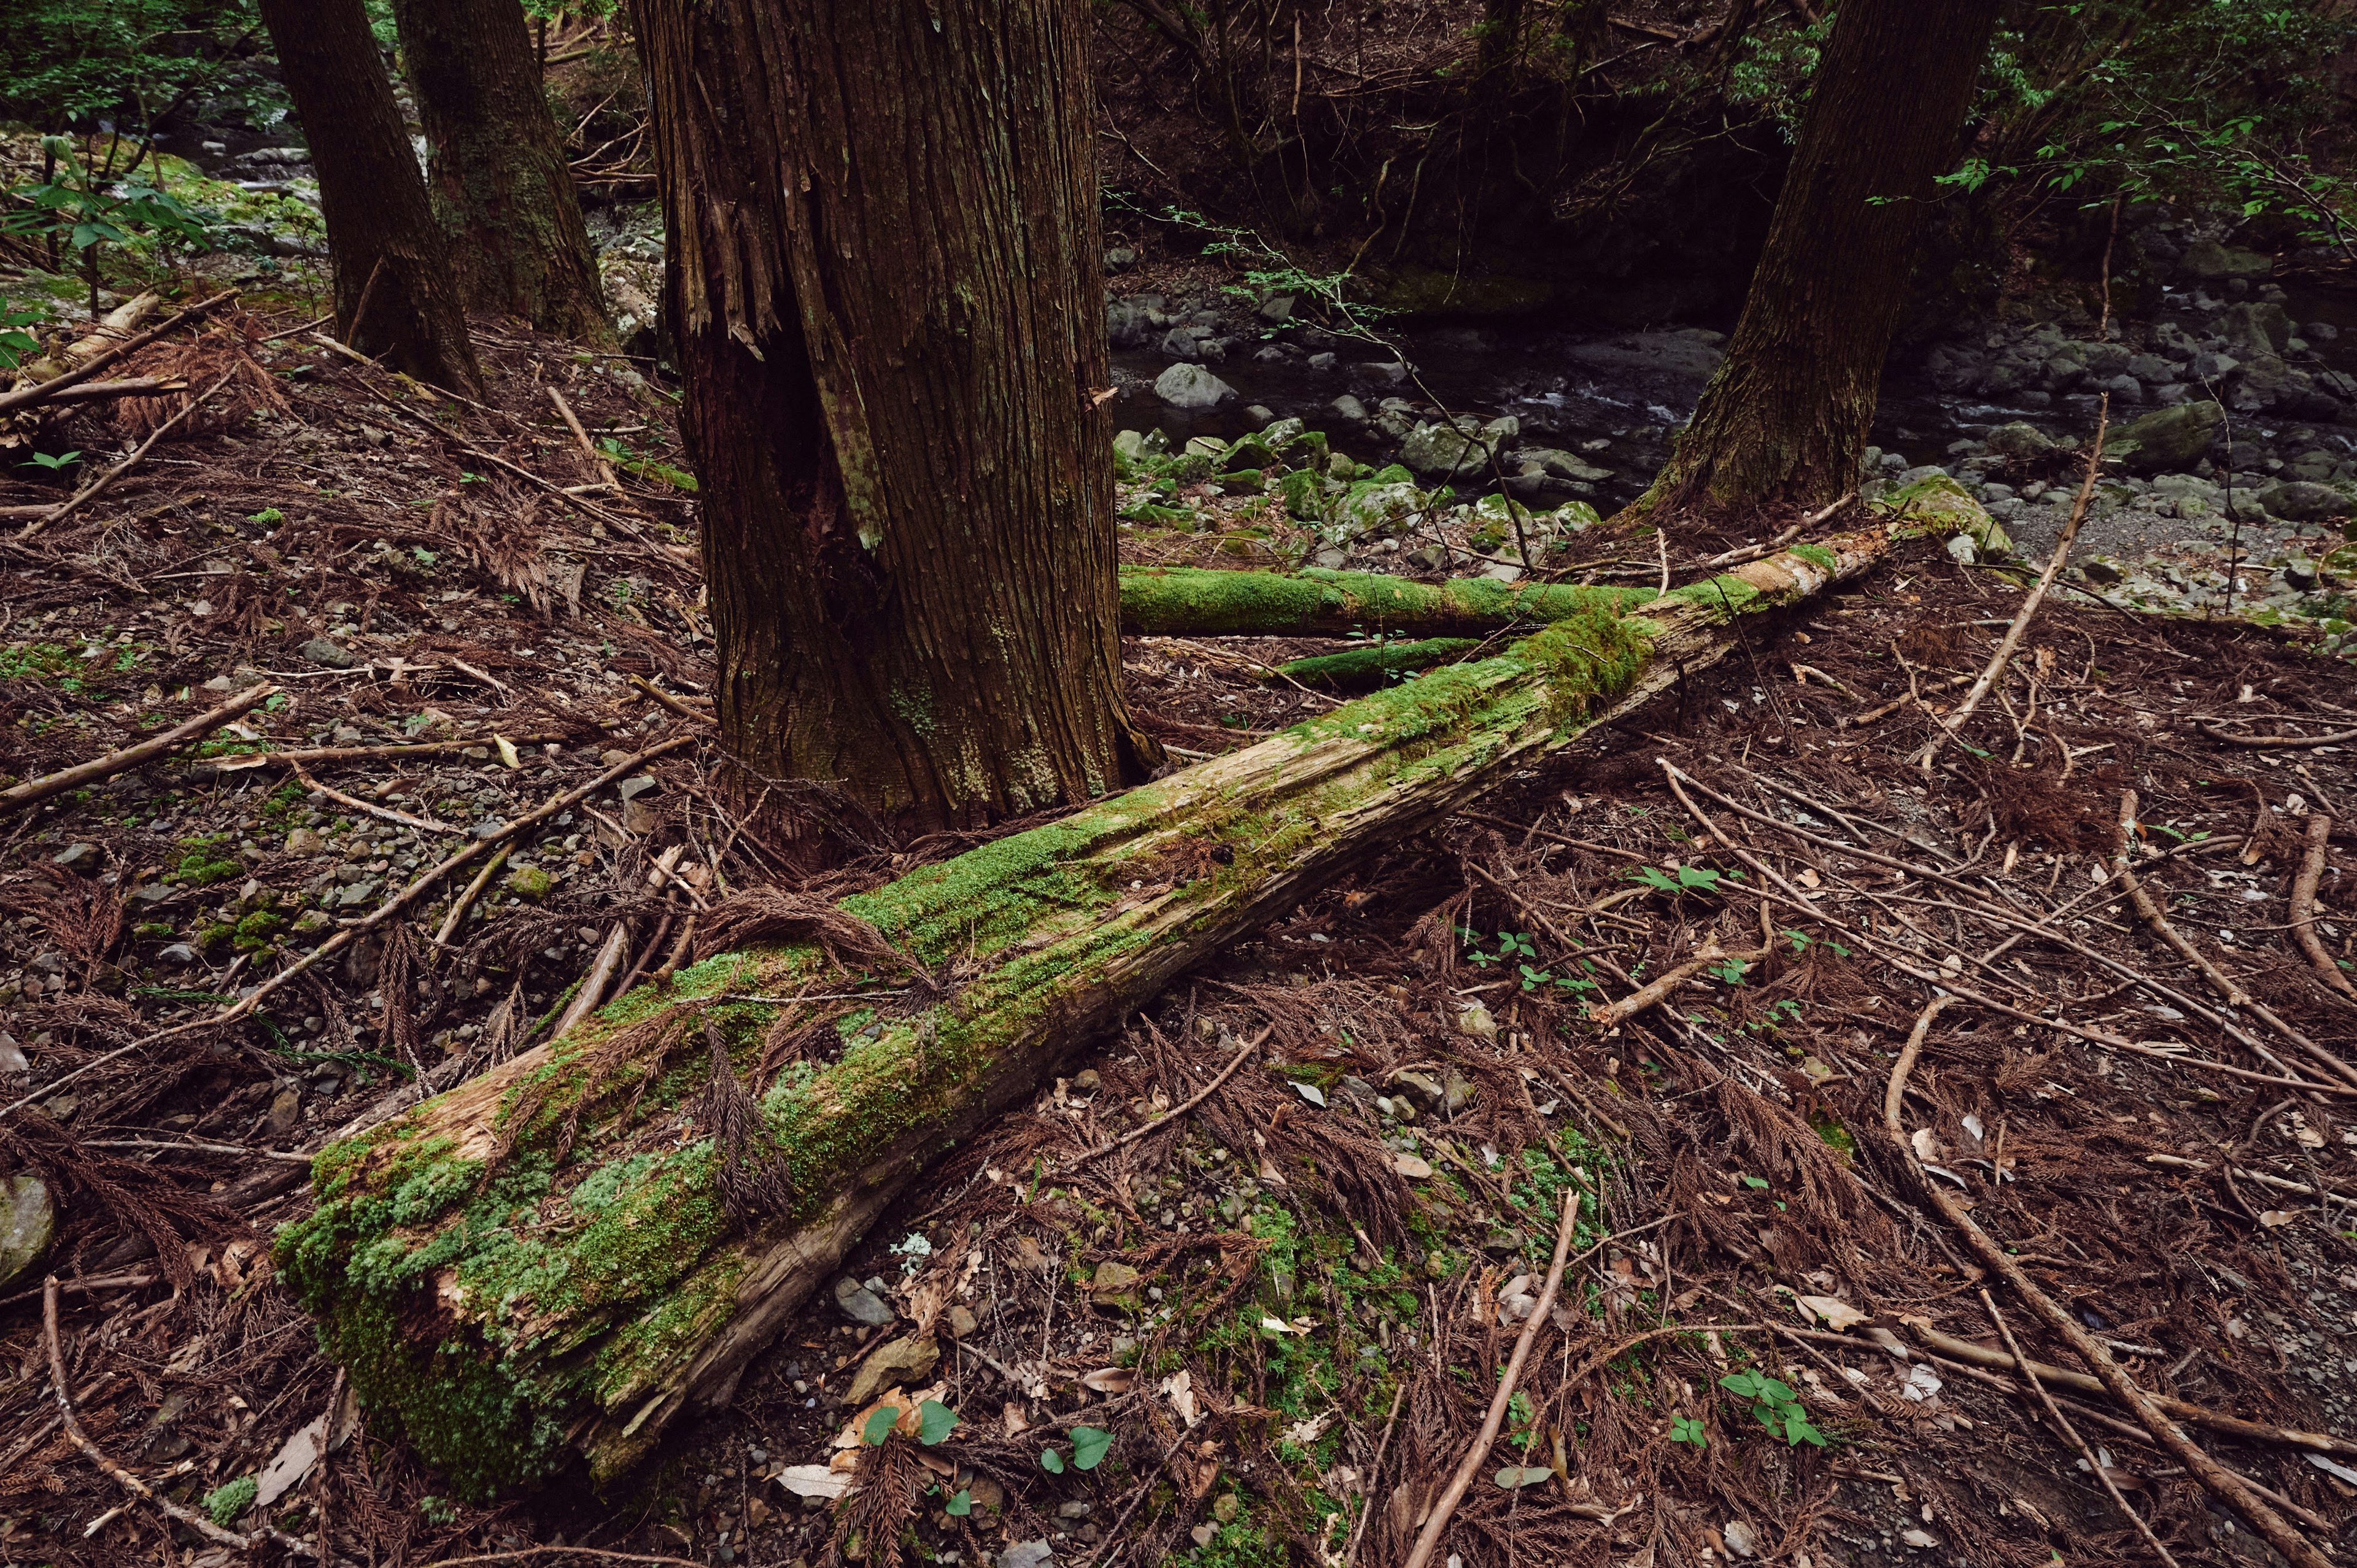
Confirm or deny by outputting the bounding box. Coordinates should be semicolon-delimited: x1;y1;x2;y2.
0;681;275;813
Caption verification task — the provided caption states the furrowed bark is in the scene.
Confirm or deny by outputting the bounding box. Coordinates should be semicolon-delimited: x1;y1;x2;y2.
277;529;1900;1497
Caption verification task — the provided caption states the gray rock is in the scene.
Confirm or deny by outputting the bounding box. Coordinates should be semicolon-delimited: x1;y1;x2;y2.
50;843;101;875
1981;422;2054;458
1946;533;1979;565
2125;353;2175;385
1258;294;1296;324
1153;363;1234;410
1158;326;1202;358
832;1274;896;1326
1104;247;1136;272
1307;351;1337;371
1327;393;1368;423
0;1173;55;1290
2221;301;2293;360
616;774;659;803
998;1542;1056;1568
1399;422;1495;479
1565;327;1725;380
2101;374;2143;404
2255;481;2350;521
1353;360;1411;387
2104;400;2224;473
0;1036;23;1077
301;637;358;670
1105;298;1156;348
2178;239;2273;279
1514;447;1614;483
157;943;200;965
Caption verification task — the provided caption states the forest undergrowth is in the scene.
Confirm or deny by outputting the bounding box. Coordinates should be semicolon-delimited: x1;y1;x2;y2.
1;295;2356;1568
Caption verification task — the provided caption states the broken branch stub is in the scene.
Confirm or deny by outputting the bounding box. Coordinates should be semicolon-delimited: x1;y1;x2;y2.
277;531;1895;1496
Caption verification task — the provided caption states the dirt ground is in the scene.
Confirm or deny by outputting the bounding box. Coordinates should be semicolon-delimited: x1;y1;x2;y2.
3;296;2357;1568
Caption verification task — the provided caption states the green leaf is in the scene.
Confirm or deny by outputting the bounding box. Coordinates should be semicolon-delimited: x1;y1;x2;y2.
945;1488;973;1516
862;1407;899;1446
1040;1446;1066;1474
1069;1426;1112;1470
1670;1415;1708;1448
918;1399;959;1446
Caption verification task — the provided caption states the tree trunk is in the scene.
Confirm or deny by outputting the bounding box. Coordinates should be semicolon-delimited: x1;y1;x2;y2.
257;0;481;394
277;527;1913;1497
389;0;611;341
631;0;1156;847
1630;0;2002;523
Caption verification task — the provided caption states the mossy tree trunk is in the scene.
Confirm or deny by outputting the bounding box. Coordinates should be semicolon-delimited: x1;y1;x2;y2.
389;0;611;341
632;0;1158;851
1628;0;2002;525
258;0;483;393
278;529;1899;1497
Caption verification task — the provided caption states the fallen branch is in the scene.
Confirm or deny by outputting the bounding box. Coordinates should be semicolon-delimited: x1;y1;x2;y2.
2200;722;2357;751
1980;1286;2180;1568
2291;812;2356;1005
282;529;1910;1493
435;846;512;945
1058;1025;1272;1173
1588;937;1768;1028
289;762;460;835
1914;396;2105;771
2111;789;2357;1089
1884;1007;2335;1568
0;290;238;415
196;733;567;776
8;368;241;537
28;376;187;405
1402;1190;1581;1568
0;681;276;813
1899;1318;2357;1458
629;673;712;724
45;1277;315;1556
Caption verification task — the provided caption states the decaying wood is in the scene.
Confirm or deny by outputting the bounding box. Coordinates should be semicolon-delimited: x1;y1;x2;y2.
1118;563;1655;638
0;290;239;416
281;527;1908;1494
1884;1008;2336;1568
29;376;188;405
2291;812;2356;1004
7;368;243;535
0;681;276;813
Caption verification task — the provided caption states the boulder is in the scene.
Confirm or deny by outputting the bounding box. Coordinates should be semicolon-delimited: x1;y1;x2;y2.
2103;400;2224;474
1399;422;1496;480
2255;481;2351;522
1105;298;1158;349
2221;301;2293;360
0;1173;55;1290
1981;422;2055;459
2178;239;2273;279
1872;473;2012;557
1153;363;1234;411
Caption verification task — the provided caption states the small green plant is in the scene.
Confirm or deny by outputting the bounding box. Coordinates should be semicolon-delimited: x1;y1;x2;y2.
417;1494;457;1526
1782;929;1851;958
1040;1424;1112;1473
247;507;283;526
1719;1369;1825;1447
0;301;39;369
944;1487;973;1515
3;136;212;319
22;449;79;471
1670;1415;1708;1448
1705;957;1751;986
1628;863;1742;896
203;1475;258;1526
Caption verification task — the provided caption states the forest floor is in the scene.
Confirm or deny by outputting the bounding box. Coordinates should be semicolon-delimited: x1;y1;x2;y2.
2;296;2356;1568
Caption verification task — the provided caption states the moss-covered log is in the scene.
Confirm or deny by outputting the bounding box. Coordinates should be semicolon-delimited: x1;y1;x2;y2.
278;530;1898;1497
1272;637;1482;692
1119;565;1658;638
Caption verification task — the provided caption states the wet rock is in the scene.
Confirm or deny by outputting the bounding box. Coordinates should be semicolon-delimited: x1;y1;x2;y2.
2256;481;2350;522
50;843;101;875
0;1175;55;1289
844;1334;940;1407
2103;400;2224;474
832;1275;896;1326
1353;360;1411;387
1153;363;1234;410
1328;394;1368;423
1259;294;1296;324
300;637;359;670
1399;422;1495;479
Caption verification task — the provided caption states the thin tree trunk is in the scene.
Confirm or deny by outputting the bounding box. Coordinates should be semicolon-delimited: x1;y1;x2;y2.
1629;0;2002;523
258;0;482;393
390;0;612;341
631;0;1157;849
277;527;1911;1496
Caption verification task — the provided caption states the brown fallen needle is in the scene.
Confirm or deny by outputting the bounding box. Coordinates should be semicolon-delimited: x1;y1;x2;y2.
1914;395;2107;771
8;368;242;537
46;1276;316;1555
0;681;276;813
2291;812;2356;1005
1401;1188;1581;1568
1884;998;2334;1568
1059;1025;1274;1172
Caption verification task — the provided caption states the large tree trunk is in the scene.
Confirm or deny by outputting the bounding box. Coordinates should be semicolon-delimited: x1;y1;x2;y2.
632;0;1156;846
389;0;611;341
276;528;1911;1497
258;0;482;393
1628;0;2002;523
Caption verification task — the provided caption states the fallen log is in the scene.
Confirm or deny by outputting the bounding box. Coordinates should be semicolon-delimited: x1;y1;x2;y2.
0;290;238;416
277;525;1914;1497
1118;563;1655;637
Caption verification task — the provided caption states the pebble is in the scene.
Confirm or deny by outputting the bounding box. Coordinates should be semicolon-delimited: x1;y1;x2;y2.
832;1274;896;1326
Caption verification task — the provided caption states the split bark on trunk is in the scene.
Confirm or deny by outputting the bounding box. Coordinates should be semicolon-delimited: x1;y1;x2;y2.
389;0;611;340
1628;0;2002;522
277;527;1913;1497
257;0;482;393
633;0;1156;844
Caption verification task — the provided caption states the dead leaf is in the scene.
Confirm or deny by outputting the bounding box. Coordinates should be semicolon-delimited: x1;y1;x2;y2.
1900;1529;1940;1549
777;1464;853;1500
2260;1210;2299;1228
1283;1413;1333;1446
1082;1367;1136;1394
1393;1153;1433;1179
1910;1127;1945;1163
1162;1369;1202;1427
1723;1520;1759;1558
254;1414;327;1507
1795;1295;1870;1332
1493;1466;1554;1490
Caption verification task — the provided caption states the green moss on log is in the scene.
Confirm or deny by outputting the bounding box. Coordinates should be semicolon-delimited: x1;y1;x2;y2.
1272;638;1481;690
1118;565;1654;638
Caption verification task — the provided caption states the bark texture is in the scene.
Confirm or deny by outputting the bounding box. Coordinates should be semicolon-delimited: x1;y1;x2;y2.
277;529;1910;1496
389;0;611;340
1633;0;2003;520
632;0;1155;844
257;0;482;393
